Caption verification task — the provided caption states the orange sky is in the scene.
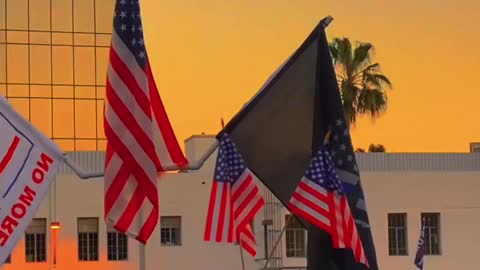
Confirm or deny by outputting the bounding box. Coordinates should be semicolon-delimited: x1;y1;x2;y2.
139;0;480;153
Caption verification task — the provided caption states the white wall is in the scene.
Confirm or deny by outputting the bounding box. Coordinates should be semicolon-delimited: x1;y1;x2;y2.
363;171;480;270
277;170;480;270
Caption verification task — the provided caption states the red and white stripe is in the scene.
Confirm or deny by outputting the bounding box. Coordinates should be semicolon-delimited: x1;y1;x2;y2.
238;224;257;256
204;169;265;257
104;30;187;243
288;177;369;267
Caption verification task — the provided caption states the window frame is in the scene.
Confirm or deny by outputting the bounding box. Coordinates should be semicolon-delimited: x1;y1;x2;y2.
29;44;52;84
6;0;28;30
387;213;408;256
25;218;47;263
6;43;29;83
77;217;99;261
160;216;182;246
285;215;307;258
28;0;50;31
107;225;128;261
421;212;441;255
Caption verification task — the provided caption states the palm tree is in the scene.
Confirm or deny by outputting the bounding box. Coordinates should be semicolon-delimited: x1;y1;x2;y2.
328;37;392;126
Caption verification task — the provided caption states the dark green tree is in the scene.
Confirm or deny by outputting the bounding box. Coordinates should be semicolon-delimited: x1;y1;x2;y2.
368;144;386;152
329;37;392;126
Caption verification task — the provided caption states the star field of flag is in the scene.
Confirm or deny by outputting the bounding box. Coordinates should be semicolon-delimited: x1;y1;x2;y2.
214;134;246;183
114;0;147;68
325;116;372;225
325;118;358;174
305;148;344;195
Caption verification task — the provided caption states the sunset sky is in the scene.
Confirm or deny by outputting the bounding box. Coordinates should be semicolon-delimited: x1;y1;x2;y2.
138;0;480;153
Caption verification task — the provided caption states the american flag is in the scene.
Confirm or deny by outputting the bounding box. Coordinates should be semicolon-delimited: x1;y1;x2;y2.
204;133;265;257
103;0;187;243
414;219;426;270
325;116;378;268
325;118;359;195
287;147;369;267
325;117;376;230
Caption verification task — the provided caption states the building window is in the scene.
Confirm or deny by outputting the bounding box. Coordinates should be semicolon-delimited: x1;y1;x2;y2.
285;215;306;257
421;213;441;255
160;216;181;246
78;218;98;261
25;218;46;262
107;225;128;261
388;213;408;255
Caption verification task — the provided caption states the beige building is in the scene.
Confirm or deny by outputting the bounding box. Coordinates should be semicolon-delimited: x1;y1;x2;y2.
2;135;480;270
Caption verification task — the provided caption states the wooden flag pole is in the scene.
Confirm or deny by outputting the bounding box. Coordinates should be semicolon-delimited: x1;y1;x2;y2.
239;244;245;270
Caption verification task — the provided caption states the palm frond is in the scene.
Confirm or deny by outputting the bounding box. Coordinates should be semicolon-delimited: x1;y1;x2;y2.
363;72;392;90
371;73;392;88
339;82;360;125
329;37;392;125
353;42;374;72
362;63;381;73
330;38;353;77
357;89;387;117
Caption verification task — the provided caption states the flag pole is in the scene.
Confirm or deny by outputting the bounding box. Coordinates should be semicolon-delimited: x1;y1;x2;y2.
63;139;219;179
139;243;146;270
64;118;225;179
239;245;245;270
262;214;294;270
138;210;146;270
307;15;336;270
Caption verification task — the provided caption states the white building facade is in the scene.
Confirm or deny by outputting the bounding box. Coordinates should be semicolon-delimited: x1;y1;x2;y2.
2;135;480;270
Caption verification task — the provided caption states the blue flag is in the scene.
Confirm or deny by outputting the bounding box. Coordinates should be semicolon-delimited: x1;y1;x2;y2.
414;219;426;270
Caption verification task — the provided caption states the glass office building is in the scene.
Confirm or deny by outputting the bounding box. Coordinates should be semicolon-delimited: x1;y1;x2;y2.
0;0;115;151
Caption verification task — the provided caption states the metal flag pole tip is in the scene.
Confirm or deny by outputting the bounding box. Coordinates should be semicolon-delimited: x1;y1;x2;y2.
321;16;334;28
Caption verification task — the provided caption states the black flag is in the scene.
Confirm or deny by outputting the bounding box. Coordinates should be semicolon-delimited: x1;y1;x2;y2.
220;18;378;270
